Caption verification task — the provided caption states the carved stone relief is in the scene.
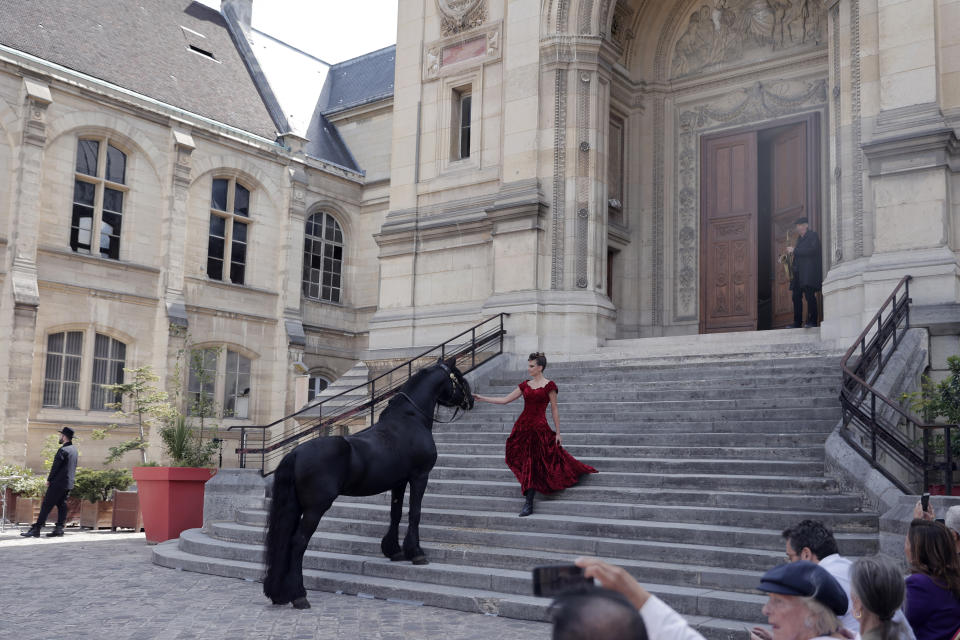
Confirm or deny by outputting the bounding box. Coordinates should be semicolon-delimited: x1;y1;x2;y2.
673;78;827;320
437;0;487;36
671;0;824;79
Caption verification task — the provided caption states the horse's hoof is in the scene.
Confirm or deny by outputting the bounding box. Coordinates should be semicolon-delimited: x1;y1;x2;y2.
389;552;405;562
411;555;429;566
292;597;311;609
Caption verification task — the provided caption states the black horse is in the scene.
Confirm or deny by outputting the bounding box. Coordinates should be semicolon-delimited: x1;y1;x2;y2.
263;357;473;608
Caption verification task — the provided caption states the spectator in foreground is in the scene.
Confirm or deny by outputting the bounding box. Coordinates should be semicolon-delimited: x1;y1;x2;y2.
903;519;960;640
749;561;849;640
849;555;913;640
550;587;647;640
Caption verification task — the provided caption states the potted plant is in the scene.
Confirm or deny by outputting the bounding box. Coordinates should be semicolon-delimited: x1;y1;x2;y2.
73;468;133;529
127;346;220;543
11;473;46;525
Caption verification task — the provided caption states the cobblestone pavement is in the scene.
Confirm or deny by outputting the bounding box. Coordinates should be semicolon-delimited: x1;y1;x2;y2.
0;527;551;640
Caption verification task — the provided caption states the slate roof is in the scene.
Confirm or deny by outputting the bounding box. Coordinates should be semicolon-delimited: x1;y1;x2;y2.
0;0;278;139
319;45;396;115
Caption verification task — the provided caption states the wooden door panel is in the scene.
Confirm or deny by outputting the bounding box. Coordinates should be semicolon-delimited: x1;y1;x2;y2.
770;122;807;328
701;131;758;333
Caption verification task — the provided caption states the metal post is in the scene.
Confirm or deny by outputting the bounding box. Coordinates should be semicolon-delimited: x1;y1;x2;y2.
870;393;877;462
261;427;266;473
370;379;376;426
947;427;954;496
239;428;246;469
471;327;476;369
923;429;930;494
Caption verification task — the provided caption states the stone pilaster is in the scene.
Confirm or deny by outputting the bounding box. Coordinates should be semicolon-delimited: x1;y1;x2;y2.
0;78;51;464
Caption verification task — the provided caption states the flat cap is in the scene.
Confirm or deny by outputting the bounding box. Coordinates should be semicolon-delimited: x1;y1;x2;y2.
757;561;847;616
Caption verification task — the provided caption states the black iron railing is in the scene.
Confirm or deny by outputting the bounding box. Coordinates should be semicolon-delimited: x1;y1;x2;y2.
839;275;957;494
229;313;508;474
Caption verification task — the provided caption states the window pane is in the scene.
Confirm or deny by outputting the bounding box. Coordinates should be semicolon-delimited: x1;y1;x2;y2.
48;332;64;353
233;220;247;244
61;382;79;409
71;205;94;253
105;145;126;184
103;188;123;213
207;257;223;281
234;184;250;216
91;335;125;411
460;95;471;159
231;241;246;265
75;140;100;176
209;214;226;238
44;353;62;384
94;333;110;358
63;355;82;383
66;331;84;355
230;262;245;285
100;211;122;260
73;180;96;206
42;380;61;407
324;215;336;241
211;178;228;211
208;235;225;261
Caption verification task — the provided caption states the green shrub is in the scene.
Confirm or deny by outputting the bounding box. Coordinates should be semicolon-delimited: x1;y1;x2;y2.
0;463;46;498
72;467;133;503
158;413;218;468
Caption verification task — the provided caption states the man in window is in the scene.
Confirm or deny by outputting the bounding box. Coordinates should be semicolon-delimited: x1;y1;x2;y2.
21;427;79;538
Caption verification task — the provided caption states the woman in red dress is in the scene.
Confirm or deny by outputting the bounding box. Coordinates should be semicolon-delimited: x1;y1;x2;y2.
473;352;597;517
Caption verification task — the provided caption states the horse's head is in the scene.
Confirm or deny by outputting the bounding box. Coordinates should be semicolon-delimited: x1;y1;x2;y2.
436;357;473;411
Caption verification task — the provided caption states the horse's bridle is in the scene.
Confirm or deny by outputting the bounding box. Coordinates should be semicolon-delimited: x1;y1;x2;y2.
397;362;471;424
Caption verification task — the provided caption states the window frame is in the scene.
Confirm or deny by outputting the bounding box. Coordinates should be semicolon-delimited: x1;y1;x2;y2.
451;85;472;161
307;374;330;402
40;329;128;413
186;346;254;420
71;137;130;260
207;176;253;286
302;211;345;304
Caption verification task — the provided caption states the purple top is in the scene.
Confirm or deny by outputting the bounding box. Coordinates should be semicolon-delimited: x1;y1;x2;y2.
904;573;960;640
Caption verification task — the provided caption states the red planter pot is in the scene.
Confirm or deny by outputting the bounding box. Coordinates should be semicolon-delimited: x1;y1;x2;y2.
132;467;217;543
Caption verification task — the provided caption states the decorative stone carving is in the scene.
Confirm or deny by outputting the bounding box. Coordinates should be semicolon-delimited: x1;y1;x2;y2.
551;70;568;289
671;0;824;79
609;0;635;50
423;22;501;81
673;78;827;320
437;0;486;36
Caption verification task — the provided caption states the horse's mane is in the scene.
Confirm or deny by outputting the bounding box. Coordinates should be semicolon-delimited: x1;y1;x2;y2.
384;364;438;409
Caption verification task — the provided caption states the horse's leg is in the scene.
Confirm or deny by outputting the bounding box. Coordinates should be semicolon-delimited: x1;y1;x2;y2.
279;499;334;609
381;483;406;561
403;473;430;565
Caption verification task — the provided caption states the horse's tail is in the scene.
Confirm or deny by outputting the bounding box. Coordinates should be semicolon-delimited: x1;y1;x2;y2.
263;450;300;602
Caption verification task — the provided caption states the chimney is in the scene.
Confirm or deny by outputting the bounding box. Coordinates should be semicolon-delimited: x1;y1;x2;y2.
221;0;252;31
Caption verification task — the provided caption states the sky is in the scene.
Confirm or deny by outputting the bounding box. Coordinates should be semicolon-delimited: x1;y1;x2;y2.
198;0;398;64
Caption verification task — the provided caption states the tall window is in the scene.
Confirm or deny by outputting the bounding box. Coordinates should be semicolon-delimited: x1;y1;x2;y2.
454;88;472;160
302;212;343;303
608;116;625;226
188;348;252;418
90;334;127;411
207;177;250;285
71;138;127;259
42;331;84;408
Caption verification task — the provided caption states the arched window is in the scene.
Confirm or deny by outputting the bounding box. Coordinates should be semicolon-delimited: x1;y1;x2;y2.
187;347;252;419
71;138;127;259
41;330;127;410
207;177;251;285
307;375;329;402
302;212;343;303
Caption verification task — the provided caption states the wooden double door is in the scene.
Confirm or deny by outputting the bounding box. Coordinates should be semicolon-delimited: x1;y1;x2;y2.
699;114;820;333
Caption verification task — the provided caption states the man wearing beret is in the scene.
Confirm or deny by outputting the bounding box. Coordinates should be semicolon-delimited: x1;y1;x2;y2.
21;426;78;538
787;217;822;328
751;561;849;640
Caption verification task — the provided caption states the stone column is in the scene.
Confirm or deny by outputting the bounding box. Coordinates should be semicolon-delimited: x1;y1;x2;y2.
0;79;51;464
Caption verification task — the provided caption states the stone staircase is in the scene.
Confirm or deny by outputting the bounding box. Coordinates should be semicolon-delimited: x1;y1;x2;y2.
154;347;879;639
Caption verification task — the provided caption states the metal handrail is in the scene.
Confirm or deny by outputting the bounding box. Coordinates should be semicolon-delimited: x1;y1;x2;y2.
839;275;957;494
228;313;508;473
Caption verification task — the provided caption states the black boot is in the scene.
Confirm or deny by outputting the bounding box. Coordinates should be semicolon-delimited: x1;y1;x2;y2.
46;525;65;538
519;489;535;517
20;524;41;537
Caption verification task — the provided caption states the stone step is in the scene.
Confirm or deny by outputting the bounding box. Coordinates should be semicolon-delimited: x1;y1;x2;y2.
466;396;840;411
474;384;841;401
235;507;876;555
426;466;841;491
395;480;864;512
440;413;840;429
433;453;824;476
327;493;877;532
433;442;826;460
433;430;836;447
154;537;761;639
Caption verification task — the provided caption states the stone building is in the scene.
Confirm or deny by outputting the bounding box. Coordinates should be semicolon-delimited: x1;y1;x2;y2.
2;0;959;469
0;0;392;468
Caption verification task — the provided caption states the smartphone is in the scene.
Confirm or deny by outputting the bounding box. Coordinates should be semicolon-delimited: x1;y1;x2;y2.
532;564;594;597
921;492;930;513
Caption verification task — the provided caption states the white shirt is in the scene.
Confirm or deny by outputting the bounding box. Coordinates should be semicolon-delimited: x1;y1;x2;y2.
639;595;707;640
818;554;915;640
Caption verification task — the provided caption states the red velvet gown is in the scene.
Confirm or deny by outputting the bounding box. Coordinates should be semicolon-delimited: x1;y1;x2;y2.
505;380;597;494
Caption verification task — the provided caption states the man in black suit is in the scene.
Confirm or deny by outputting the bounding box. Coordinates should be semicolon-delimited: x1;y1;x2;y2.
787;217;822;328
21;426;78;538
